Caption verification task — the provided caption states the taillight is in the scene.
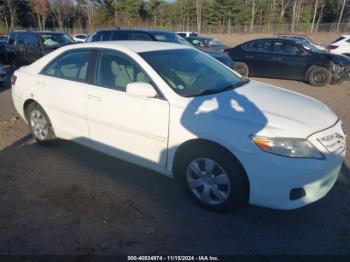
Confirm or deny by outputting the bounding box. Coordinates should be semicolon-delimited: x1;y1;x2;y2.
327;45;338;50
223;50;230;55
11;75;17;85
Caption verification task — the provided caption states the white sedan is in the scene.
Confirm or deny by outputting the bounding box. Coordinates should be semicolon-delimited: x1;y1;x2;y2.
73;34;88;43
327;35;350;56
11;41;346;211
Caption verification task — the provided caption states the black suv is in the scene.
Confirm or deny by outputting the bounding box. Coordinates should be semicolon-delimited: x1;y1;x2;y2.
6;31;74;68
225;38;350;86
87;29;234;68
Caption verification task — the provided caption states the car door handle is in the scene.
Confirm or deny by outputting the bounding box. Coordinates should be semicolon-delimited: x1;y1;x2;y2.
36;81;46;88
87;94;102;102
272;57;282;61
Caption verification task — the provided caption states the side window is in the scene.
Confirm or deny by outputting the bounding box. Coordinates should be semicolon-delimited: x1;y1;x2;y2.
7;33;16;46
42;50;91;81
96;51;152;92
111;32;130;40
26;33;39;47
17;33;26;46
273;42;301;55
250;40;272;52
100;31;113;41
130;33;153;41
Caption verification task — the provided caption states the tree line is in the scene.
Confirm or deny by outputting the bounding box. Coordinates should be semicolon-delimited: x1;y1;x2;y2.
0;0;349;34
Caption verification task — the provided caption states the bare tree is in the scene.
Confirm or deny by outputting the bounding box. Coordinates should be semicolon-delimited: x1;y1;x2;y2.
4;0;17;31
280;0;290;18
32;0;50;30
250;0;262;32
196;0;203;33
0;4;9;32
311;0;319;33
337;0;346;32
316;3;325;32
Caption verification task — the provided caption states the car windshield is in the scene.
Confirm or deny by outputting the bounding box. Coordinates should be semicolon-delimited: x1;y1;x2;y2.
140;49;247;97
296;40;321;52
207;39;226;47
40;33;74;47
153;32;192;46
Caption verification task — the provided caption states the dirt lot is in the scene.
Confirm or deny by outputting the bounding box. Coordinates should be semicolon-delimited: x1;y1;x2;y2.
0;33;350;255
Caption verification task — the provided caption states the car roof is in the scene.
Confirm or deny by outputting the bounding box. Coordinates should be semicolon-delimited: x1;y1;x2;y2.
12;31;66;34
68;41;191;53
95;28;173;35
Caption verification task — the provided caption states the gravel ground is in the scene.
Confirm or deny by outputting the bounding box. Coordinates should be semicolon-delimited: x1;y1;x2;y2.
0;73;350;255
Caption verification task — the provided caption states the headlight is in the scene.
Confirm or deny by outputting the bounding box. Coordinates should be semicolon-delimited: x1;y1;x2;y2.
251;135;324;159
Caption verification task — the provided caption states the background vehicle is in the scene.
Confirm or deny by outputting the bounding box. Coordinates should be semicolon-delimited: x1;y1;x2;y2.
274;34;325;50
0;35;8;63
186;36;229;52
327;35;350;56
6;31;74;68
225;38;350;86
11;41;346;212
0;62;11;87
175;31;198;38
73;34;88;43
87;28;234;68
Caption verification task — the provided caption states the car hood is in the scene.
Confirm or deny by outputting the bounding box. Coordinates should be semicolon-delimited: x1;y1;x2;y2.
188;80;337;138
328;53;350;65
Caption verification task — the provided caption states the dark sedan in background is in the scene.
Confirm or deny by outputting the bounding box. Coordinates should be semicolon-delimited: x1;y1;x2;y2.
225;38;350;86
87;29;234;68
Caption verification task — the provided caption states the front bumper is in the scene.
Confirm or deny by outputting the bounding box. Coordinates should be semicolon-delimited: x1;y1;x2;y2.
243;121;346;210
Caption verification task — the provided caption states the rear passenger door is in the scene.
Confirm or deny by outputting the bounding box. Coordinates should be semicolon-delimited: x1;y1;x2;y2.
242;40;275;77
37;49;93;140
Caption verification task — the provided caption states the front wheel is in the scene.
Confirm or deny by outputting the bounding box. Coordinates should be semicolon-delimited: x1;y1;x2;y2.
307;67;331;87
25;103;56;145
176;145;249;212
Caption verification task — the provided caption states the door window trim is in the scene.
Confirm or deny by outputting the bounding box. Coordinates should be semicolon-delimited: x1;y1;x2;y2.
91;48;166;100
40;48;94;84
272;40;304;56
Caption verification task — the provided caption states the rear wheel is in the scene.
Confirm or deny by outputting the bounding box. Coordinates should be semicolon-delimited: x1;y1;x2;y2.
234;62;249;77
176;144;249;212
307;67;331;87
25;103;56;145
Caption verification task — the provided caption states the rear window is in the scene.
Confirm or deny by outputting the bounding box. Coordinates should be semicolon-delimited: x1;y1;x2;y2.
7;33;16;45
332;37;345;43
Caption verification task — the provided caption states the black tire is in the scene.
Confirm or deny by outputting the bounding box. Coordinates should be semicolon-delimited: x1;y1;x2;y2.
25;102;56;145
234;62;249;77
307;67;331;87
175;144;249;212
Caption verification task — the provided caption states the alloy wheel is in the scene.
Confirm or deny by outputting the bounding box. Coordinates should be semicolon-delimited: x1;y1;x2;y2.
30;109;49;141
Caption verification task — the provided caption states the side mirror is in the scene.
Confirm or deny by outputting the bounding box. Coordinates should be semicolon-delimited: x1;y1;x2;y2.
126;82;157;98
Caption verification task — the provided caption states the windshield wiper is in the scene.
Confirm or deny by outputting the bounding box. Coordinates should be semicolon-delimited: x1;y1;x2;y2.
183;79;250;97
